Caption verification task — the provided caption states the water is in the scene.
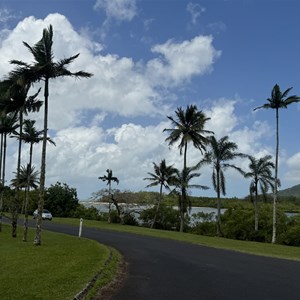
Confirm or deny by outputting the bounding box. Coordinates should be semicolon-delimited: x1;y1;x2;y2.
81;201;226;224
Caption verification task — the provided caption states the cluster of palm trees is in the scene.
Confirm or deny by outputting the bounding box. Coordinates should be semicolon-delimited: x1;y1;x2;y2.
145;85;300;243
0;25;92;245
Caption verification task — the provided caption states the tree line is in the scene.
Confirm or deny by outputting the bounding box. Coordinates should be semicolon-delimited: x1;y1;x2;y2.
142;86;300;244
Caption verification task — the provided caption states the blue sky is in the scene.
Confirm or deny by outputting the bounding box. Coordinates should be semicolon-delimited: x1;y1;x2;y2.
0;0;299;200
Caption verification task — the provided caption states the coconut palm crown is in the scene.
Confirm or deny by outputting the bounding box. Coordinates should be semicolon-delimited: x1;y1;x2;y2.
163;105;213;170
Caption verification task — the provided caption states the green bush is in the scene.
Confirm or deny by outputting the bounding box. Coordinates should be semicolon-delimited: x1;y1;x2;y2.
278;215;300;246
189;212;216;236
221;205;288;243
140;205;181;231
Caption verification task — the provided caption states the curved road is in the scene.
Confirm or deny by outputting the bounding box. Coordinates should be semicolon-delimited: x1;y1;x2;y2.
31;221;300;299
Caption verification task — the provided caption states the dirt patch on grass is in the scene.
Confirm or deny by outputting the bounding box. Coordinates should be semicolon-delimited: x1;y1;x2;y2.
93;258;128;300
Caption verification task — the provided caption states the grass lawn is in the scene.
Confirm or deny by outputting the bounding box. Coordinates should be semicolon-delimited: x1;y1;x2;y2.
0;224;120;300
54;217;300;261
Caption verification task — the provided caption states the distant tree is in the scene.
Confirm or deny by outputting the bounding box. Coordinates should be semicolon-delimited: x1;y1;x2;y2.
170;165;209;232
144;159;177;228
44;182;79;217
254;84;300;243
198;136;245;236
244;155;275;231
99;169;119;223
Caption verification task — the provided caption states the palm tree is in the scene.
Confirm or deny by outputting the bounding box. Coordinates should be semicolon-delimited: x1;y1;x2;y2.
12;119;55;241
254;84;300;243
170;165;209;232
10;25;93;245
144;159;177;228
99;169;119;223
244;155;275;231
0;112;18;232
0;79;42;237
198;135;245;236
163;105;213;171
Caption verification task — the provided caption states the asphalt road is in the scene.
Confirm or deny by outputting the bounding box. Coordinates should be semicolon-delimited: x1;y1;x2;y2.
31;221;300;300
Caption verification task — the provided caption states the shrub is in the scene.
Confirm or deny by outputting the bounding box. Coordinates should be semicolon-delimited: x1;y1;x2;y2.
140;205;181;231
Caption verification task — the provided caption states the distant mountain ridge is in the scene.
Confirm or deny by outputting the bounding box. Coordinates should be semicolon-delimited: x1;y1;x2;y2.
278;184;300;197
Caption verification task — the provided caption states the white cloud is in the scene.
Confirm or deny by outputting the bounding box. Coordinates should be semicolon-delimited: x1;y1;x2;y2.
205;99;238;136
285;152;300;183
94;0;137;22
0;14;221;131
147;35;221;87
186;2;206;24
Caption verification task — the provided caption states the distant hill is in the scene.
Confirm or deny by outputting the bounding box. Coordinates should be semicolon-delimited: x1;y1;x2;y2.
278;184;300;197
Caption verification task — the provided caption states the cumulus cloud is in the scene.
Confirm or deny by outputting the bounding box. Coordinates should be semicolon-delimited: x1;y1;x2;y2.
94;0;137;22
285;152;300;183
147;35;221;87
0;14;221;131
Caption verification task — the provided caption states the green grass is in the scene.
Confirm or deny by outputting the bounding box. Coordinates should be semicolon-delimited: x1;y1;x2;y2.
0;224;120;300
53;217;300;261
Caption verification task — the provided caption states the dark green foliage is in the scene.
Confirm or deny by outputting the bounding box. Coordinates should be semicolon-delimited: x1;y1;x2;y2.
71;204;104;221
221;205;288;242
140;205;181;231
278;215;300;246
189;212;216;236
44;182;79;217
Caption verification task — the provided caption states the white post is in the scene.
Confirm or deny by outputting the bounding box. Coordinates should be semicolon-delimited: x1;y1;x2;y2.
79;218;83;238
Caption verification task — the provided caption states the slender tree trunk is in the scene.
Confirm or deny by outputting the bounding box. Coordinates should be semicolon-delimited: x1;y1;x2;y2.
254;184;259;231
180;143;188;233
107;182;112;223
272;109;279;244
216;167;222;236
23;143;33;242
34;78;49;246
12;112;23;238
0;133;3;232
151;184;163;229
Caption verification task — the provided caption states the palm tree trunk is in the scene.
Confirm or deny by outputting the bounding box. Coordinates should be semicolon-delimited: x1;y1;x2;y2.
151;184;163;229
12;112;23;238
216;168;222;236
272;109;279;244
23;143;33;242
0;133;3;232
254;184;258;231
108;182;112;223
34;78;49;246
180;143;188;233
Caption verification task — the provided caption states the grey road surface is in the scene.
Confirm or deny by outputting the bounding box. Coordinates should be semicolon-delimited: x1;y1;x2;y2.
35;221;300;300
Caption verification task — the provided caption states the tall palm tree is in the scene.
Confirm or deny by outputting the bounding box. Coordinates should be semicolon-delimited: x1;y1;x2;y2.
254;84;300;243
0;79;42;237
10;25;93;245
12;119;55;241
170;165;209;232
198;135;245;236
163;105;213;171
144;159;177;228
99;169;119;223
244;155;275;231
0;112;18;232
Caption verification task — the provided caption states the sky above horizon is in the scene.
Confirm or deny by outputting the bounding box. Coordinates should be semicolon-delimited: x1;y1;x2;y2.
0;0;299;200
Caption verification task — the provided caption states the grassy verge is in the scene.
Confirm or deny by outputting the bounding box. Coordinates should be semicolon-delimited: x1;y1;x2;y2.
53;217;300;261
0;224;120;300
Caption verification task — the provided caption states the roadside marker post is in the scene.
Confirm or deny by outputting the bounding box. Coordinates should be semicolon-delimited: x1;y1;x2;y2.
79;218;83;238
